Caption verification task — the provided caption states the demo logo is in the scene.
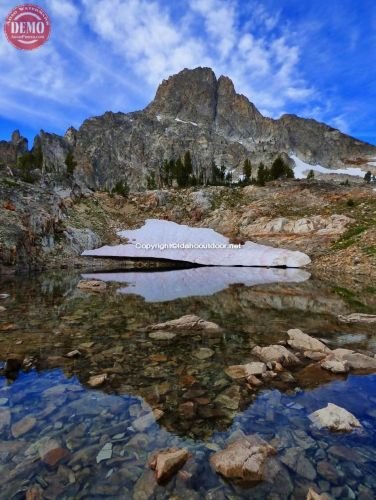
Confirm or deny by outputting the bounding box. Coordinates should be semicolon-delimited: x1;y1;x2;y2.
4;4;51;50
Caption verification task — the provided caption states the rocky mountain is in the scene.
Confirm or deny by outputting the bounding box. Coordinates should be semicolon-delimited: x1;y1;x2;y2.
1;67;376;190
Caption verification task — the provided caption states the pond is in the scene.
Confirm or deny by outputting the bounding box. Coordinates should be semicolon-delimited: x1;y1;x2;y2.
0;268;375;499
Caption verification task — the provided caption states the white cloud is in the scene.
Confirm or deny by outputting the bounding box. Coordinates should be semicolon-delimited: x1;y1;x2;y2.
0;0;338;137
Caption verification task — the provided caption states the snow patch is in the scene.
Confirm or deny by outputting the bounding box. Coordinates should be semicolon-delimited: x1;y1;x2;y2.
83;219;311;268
175;117;198;126
291;155;366;179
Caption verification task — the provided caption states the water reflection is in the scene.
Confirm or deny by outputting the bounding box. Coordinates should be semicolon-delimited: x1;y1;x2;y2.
82;267;311;302
0;369;375;498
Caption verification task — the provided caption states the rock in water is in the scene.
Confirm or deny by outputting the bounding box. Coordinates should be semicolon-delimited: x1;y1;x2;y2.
320;358;349;374
309;403;362;432
83;219;311;268
149;448;189;483
252;345;300;367
321;348;376;371
307;489;330;500
147;314;222;333
88;373;107;387
287;329;331;353
11;416;37;438
210;435;276;482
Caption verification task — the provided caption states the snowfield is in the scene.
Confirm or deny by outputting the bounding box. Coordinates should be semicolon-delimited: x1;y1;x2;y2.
291;155;366;179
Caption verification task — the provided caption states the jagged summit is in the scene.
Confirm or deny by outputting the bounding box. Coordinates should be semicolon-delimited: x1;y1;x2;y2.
1;67;376;189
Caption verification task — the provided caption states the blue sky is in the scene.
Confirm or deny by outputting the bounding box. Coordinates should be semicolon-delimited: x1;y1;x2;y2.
1;0;375;147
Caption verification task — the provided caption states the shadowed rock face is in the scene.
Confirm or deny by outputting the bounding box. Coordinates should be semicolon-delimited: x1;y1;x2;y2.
0;130;28;170
21;67;376;190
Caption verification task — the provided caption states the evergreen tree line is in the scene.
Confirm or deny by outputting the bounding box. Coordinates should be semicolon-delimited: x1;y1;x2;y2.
240;156;295;186
146;151;233;189
17;145;43;183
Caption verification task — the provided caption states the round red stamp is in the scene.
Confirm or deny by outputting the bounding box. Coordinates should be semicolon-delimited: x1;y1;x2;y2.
4;4;51;50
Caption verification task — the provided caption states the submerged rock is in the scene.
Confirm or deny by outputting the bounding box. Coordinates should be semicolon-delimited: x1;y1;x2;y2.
307;488;330;500
225;362;267;380
309;403;362;432
88;373;108;387
252;345;300;368
96;443;113;463
210;435;276;482
193;347;215;360
149;448;189;483
149;331;176;340
287;329;331;354
11;416;36;438
147;314;222;333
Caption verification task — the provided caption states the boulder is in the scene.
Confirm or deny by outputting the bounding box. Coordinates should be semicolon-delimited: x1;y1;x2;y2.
210;435;276;482
252;345;300;367
287;329;331;353
322;348;376;371
149;448;189;483
320;358;349;374
309;403;362;432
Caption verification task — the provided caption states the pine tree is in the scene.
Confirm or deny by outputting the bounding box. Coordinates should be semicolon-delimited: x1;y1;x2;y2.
307;169;315;180
256;162;267;186
269;156;295;180
175;158;187;187
364;171;372;183
65;151;77;176
112;179;129;197
183;151;193;176
243;158;252;182
146;171;157;189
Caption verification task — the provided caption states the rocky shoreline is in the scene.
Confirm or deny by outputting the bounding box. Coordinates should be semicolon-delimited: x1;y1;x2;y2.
1;176;375;278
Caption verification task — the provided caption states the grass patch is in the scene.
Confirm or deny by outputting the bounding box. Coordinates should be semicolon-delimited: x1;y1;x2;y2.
332;224;368;250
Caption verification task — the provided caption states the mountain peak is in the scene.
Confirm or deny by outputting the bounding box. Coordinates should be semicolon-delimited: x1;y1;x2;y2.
146;67;218;125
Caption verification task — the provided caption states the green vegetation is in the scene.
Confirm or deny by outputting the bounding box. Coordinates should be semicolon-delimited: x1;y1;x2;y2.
243;158;252;183
17;145;43;183
307;169;315;180
256;162;267;186
65;151;77;176
111;180;129;197
146;171;157;189
332;224;367;250
269;156;294;180
153;150;233;189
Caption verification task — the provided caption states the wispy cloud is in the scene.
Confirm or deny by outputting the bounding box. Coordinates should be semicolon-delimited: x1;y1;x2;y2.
0;0;374;143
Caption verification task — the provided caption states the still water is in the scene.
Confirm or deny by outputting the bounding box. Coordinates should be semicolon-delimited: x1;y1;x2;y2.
0;268;375;499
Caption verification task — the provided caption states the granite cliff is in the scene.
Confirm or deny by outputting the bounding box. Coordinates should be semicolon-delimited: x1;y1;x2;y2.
1;67;375;191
